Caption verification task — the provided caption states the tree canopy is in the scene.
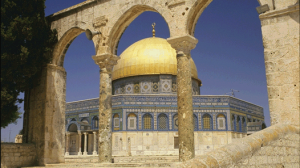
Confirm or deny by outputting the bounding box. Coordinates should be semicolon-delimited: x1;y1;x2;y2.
1;0;57;128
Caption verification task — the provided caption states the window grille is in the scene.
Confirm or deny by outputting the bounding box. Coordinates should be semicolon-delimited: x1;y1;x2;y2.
143;114;152;130
114;118;120;127
158;114;167;130
217;114;226;130
203;114;211;130
128;113;137;130
113;114;120;128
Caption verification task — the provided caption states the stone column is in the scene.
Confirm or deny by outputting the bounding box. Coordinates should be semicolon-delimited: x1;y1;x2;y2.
83;132;88;155
26;64;66;165
65;133;70;156
78;131;82;156
92;53;119;163
167;35;198;162
259;3;299;126
93;132;97;155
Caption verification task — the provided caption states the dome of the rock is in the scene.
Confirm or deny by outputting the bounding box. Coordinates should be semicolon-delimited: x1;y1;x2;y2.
112;37;200;83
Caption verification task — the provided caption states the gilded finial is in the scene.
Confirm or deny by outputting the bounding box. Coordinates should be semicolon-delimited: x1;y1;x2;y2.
152;23;156;37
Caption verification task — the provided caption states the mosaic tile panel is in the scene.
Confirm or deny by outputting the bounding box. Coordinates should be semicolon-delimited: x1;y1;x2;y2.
161;79;171;93
169;113;172;130
134;83;140;94
172;82;176;92
152;82;159;93
213;114;216;130
125;84;133;94
141;81;151;94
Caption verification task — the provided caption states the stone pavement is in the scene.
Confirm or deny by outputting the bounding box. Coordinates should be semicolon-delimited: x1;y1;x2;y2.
22;155;179;168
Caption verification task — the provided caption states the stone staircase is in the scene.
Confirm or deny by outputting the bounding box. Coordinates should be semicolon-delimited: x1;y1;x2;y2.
22;156;179;168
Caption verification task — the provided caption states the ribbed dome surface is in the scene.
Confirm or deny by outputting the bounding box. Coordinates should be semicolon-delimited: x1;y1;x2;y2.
112;37;199;81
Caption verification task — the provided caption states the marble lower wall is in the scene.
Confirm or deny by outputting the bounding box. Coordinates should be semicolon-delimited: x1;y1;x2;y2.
1;143;36;168
111;131;246;156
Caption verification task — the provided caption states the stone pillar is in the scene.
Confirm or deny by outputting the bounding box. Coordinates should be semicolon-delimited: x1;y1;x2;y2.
65;133;70;156
167;35;198;162
26;64;66;165
93;132;97;155
259;3;299;126
78;131;82;156
92;53;119;163
83;132;88;155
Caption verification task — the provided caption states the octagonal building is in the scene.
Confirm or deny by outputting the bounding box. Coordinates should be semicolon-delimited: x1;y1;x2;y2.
65;36;265;156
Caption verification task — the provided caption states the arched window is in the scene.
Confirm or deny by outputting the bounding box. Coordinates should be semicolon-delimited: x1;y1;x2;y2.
237;116;240;131
113;114;120;130
242;117;246;132
202;114;212;130
173;114;178;130
158;113;168;130
193;114;197;130
68;123;77;132
231;115;236;131
143;113;153;130
217;114;226;130
247;118;251;122
127;113;137;130
93;116;98;129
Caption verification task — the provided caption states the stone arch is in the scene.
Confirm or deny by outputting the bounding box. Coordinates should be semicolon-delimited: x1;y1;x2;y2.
186;0;212;36
52;26;91;66
65;121;80;132
68;123;78;132
107;5;171;55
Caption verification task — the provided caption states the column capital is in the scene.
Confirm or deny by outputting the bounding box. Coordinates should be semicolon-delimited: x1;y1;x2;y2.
167;35;198;55
93;131;97;134
83;132;88;135
92;53;120;73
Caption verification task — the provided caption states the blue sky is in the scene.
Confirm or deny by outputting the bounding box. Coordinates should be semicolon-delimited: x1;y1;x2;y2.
1;0;270;142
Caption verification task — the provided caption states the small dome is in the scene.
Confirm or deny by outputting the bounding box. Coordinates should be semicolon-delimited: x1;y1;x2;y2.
112;37;200;83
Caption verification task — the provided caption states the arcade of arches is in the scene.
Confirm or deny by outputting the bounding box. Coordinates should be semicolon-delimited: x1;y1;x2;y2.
20;0;299;167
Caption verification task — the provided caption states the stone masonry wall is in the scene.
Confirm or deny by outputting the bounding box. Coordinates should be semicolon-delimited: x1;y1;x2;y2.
233;133;299;168
1;143;36;168
173;124;299;168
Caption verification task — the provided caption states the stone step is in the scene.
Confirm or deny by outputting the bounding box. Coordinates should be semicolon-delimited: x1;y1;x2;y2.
64;155;179;163
46;162;175;167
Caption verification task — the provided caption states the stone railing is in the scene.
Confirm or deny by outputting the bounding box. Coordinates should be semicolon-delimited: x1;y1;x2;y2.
1;143;36;168
173;123;300;168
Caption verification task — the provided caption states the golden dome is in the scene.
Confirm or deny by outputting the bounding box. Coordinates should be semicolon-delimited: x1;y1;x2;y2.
112;37;200;82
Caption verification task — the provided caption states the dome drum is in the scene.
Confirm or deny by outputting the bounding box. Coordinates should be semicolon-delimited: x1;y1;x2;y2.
112;74;200;95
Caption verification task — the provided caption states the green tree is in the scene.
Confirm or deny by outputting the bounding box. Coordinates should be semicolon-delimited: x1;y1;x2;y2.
1;0;57;128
